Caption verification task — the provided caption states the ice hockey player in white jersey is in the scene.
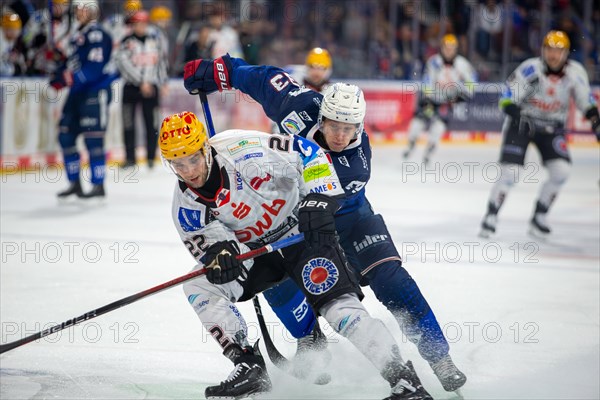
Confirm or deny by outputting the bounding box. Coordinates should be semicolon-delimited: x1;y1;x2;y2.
287;47;333;93
403;34;476;164
480;30;600;238
159;111;433;399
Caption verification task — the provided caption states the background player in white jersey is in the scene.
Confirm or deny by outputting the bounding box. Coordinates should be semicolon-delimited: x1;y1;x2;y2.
0;12;25;76
287;47;333;93
21;0;72;76
403;34;477;164
159;111;433;400
480;31;600;238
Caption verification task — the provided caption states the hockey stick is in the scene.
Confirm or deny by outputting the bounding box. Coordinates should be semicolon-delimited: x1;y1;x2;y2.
252;296;331;385
0;234;304;355
198;91;217;137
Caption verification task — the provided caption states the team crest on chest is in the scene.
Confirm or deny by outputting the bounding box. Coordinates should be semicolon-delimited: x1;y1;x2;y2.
302;257;339;295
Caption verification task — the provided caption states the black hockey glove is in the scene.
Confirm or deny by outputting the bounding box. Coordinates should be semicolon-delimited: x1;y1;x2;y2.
584;106;600;141
202;240;242;285
298;193;340;248
183;54;233;95
503;103;521;119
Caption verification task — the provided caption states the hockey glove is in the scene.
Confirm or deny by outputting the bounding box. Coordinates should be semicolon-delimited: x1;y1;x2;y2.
298;193;339;248
584;106;600;141
503;103;521;119
49;70;72;91
183;54;233;95
202;240;242;285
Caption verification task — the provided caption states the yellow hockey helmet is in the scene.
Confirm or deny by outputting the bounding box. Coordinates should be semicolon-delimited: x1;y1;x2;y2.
441;34;458;47
543;30;570;50
124;0;143;13
159;112;207;160
305;47;332;69
150;6;172;23
1;13;22;30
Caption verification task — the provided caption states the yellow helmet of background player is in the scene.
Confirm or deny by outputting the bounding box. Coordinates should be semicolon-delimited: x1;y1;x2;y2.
159;112;207;160
441;34;458;47
543;30;570;50
124;0;143;13
1;13;22;30
150;6;172;23
306;47;332;69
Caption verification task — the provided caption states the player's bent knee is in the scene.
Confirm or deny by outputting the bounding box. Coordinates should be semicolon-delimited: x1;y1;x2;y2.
319;293;368;337
546;159;570;185
58;132;76;149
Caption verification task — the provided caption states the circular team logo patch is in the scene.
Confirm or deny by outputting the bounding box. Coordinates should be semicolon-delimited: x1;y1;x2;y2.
552;136;568;158
302;257;339;295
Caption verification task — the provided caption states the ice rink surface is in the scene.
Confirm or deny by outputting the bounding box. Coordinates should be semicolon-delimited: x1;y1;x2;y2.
1;143;599;399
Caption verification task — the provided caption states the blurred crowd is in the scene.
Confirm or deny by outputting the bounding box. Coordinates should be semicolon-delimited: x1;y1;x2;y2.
1;0;599;83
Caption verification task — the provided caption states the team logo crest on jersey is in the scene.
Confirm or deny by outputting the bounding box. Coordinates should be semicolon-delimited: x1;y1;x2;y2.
178;208;203;232
302;257;339;295
282;111;307;135
552;136;568;157
293;135;319;165
338;156;350;168
215;188;231;207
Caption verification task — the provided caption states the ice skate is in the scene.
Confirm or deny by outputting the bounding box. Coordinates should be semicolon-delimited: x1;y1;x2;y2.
383;360;433;400
528;201;551;237
292;320;332;380
479;213;497;238
430;354;467;392
80;184;106;202
57;180;83;202
529;213;551;237
205;343;272;400
120;160;136;169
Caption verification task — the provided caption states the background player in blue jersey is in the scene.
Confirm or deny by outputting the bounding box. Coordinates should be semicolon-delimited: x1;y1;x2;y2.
183;54;467;393
51;0;116;199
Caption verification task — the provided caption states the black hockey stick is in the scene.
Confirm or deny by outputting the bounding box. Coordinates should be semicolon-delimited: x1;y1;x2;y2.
0;234;304;355
252;296;331;385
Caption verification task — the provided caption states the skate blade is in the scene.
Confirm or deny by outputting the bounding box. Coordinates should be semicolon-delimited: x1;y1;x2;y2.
205;389;271;400
478;229;493;239
528;226;549;240
452;388;465;399
57;195;83;205
79;196;106;206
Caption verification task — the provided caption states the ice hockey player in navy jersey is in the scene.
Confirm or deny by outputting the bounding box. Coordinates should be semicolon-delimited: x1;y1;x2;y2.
52;0;116;200
161;111;433;400
183;54;467;394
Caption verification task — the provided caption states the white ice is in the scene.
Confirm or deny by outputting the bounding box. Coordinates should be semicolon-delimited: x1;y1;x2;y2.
1;143;599;399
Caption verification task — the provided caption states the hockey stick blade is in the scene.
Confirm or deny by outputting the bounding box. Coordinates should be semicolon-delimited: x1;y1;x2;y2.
0;235;304;354
252;296;331;385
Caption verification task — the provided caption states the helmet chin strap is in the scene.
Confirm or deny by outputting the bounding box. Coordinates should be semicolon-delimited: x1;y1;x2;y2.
204;142;213;177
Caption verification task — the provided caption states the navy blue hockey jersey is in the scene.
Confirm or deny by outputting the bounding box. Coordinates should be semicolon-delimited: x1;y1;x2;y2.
63;21;115;93
229;57;371;215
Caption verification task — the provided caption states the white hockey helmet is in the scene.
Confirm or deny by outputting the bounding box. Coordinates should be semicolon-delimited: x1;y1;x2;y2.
318;83;366;139
72;0;98;8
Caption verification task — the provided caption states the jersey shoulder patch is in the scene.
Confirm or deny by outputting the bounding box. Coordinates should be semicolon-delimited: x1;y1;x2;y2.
178;207;203;232
281;111;307;135
293;135;320;165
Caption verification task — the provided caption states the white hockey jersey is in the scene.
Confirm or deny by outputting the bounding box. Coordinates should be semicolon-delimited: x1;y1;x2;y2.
421;53;477;105
502;57;595;124
170;129;344;264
